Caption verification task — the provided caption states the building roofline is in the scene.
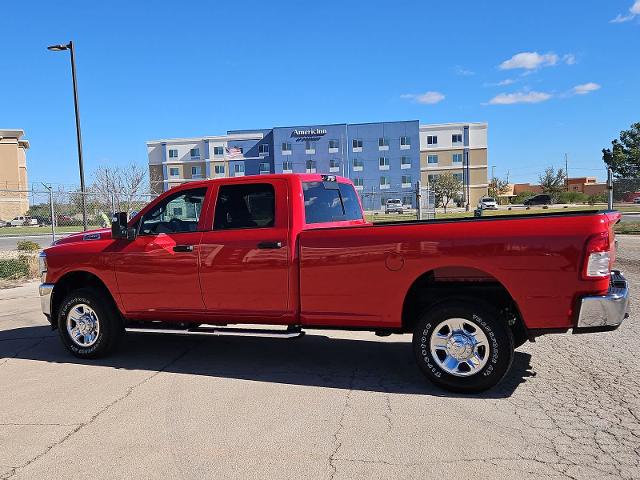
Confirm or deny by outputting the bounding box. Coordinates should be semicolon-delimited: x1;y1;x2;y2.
0;129;29;149
419;122;488;129
146;132;264;146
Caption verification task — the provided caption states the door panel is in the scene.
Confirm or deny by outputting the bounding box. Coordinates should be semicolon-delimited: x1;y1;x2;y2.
199;180;290;321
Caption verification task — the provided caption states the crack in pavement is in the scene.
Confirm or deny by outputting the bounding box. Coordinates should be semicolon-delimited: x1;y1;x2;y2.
328;367;357;480
0;347;192;480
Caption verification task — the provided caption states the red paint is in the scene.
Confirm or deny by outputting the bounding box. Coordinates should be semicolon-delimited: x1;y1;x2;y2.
44;174;619;334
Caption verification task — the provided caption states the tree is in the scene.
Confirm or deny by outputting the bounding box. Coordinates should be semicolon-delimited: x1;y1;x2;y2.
603;122;640;178
432;172;462;213
538;166;566;201
90;164;147;215
488;177;509;200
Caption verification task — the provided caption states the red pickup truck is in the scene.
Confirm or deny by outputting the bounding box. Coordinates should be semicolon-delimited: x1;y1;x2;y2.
39;174;630;392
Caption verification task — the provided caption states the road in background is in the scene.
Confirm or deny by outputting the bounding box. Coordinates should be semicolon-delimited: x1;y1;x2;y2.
0;235;58;251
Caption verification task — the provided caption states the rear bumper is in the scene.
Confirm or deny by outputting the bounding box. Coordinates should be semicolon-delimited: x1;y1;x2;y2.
575;270;630;332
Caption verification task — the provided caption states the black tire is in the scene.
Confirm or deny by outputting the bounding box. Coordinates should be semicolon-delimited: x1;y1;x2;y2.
57;287;123;359
412;300;514;393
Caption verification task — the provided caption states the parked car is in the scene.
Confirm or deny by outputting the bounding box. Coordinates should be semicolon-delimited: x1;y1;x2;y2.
39;174;629;393
524;194;552;206
478;196;498;210
384;199;404;214
0;219;9;228
633;197;640;205
10;215;38;226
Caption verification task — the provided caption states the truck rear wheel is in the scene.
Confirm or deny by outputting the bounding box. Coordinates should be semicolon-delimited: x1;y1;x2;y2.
57;288;123;359
412;300;514;393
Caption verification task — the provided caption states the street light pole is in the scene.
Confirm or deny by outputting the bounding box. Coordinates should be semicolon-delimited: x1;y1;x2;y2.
48;41;88;231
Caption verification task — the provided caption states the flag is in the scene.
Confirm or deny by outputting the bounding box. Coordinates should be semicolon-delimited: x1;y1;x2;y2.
225;146;243;159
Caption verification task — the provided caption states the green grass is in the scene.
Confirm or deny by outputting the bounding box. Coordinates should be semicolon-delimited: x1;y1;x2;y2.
615;222;640;235
0;225;100;236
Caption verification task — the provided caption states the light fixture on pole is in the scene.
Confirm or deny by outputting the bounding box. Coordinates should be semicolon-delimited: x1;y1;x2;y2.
47;41;88;231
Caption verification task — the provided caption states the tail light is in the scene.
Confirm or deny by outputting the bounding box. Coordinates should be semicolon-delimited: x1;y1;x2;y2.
583;231;611;279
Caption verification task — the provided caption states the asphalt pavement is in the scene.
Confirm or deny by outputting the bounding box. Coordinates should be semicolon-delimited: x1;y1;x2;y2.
0;239;639;479
0;235;56;251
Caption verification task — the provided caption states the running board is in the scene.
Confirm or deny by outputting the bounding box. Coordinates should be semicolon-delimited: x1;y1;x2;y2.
125;325;305;339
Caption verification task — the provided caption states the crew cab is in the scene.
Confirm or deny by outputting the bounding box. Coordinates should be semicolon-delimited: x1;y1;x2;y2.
39;174;630;393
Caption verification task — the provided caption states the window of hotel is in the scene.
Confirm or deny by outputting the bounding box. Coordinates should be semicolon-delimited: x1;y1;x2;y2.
379;157;389;169
329;159;340;172
452;153;463;163
306;160;317;173
401;156;411;168
453;173;463;182
282;161;293;172
190;148;200;159
213;146;224;156
259;162;270;174
427;154;438;164
427;135;438;145
191;166;202;177
328;139;339;150
169;167;180;177
259;144;270;155
352;139;363;150
353;178;364;187
380;176;390;188
352;158;364;170
400;136;411;147
214;165;225;175
305;141;316;153
168;149;178;158
378;137;389;148
282;142;292;152
452;134;463;144
402;175;412;186
428;174;439;183
234;163;245;175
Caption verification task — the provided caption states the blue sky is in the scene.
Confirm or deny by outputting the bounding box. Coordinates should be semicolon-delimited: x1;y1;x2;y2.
1;0;639;187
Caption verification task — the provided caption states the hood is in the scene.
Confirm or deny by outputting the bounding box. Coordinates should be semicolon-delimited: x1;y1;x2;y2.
51;228;112;246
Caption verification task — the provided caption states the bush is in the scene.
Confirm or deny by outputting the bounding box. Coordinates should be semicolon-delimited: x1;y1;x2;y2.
557;191;588;204
16;240;41;252
587;193;608;205
0;258;30;279
513;191;536;204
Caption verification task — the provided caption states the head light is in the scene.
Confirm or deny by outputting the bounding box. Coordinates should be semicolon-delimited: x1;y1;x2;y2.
38;251;47;282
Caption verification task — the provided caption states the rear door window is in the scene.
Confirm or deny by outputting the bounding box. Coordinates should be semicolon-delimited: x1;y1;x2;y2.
213;183;275;230
303;181;363;224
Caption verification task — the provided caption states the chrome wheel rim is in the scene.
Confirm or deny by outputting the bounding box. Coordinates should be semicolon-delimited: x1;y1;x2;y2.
429;318;490;377
66;303;100;347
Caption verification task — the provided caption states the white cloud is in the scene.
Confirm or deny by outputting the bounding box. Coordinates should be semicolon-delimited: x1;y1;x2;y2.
487;91;553;105
400;91;445;104
498;51;576;71
499;52;558;70
610;0;640;23
454;65;475;76
572;82;601;95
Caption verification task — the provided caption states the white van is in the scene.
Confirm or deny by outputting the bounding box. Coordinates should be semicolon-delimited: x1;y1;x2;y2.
10;216;38;227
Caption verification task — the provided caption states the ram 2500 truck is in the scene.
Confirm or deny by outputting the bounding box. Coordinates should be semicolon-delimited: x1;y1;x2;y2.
39;174;630;392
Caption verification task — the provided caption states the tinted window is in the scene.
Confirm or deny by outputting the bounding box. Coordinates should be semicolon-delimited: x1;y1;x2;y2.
139;188;206;235
303;181;363;224
214;183;275;230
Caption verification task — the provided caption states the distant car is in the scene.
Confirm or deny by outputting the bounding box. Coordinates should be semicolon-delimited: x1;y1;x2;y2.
478;196;498;210
524;194;552;206
0;219;8;228
384;199;404;214
633;197;640;205
10;216;38;227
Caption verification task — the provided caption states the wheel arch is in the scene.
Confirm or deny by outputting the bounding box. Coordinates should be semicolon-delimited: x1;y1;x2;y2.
401;266;528;347
51;270;121;327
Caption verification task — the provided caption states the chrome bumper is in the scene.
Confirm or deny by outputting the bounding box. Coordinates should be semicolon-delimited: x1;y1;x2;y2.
576;270;630;330
39;283;54;317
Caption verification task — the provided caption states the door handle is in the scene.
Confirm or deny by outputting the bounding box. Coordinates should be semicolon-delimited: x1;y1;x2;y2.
173;244;194;252
257;241;283;249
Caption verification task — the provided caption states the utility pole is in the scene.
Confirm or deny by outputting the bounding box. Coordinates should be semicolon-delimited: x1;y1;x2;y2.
607;167;613;210
565;153;569;191
42;183;56;243
506;170;510;184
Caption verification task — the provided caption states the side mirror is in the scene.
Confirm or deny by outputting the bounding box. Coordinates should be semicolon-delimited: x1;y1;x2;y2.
111;212;136;240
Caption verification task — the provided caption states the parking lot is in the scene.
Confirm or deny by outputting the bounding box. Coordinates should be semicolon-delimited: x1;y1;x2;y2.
0;237;639;480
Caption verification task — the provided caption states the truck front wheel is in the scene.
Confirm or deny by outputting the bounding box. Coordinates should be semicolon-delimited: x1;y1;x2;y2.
57;288;123;359
412;300;514;393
